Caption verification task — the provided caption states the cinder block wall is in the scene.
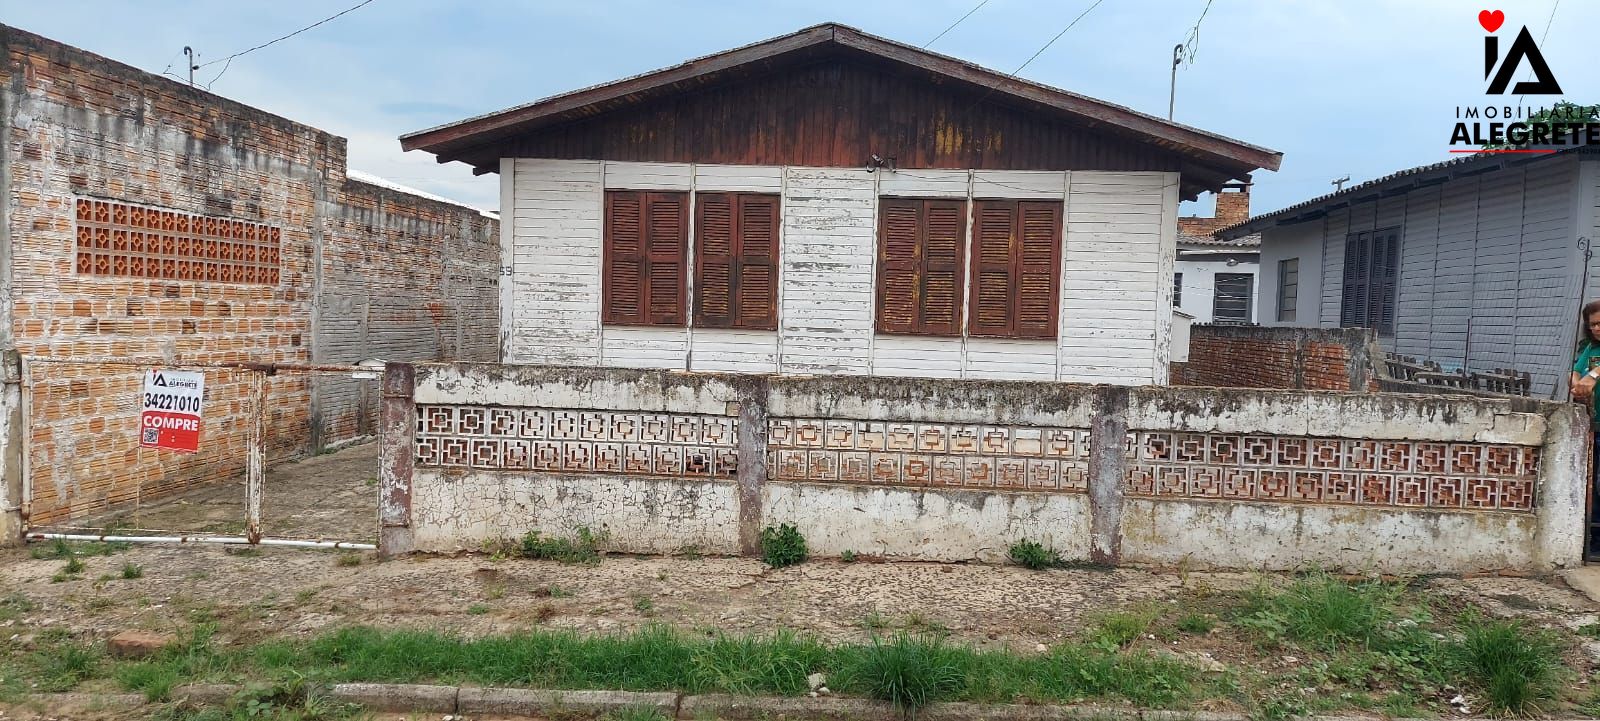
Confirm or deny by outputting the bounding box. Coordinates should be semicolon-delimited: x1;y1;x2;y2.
381;363;1586;574
1171;325;1380;392
0;24;499;526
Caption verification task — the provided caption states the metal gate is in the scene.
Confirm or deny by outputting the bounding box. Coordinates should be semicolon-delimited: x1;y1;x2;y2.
20;355;380;549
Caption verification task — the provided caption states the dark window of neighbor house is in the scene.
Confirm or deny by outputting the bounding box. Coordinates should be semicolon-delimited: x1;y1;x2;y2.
968;199;1062;339
1173;272;1183;307
1277;258;1298;322
877;197;967;336
604;190;688;326
1213;273;1253;325
694;192;779;330
1339;227;1400;333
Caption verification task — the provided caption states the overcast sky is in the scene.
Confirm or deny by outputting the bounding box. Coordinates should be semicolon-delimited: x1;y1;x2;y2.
8;1;1589;216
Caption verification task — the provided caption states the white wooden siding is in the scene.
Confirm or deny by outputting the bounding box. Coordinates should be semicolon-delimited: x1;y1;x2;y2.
691;330;780;374
973;170;1067;199
602;162;693;190
693;165;783;193
508;159;603;364
877;169;969;197
1058;171;1170;384
871;336;964;378
780;168;876;375
503;161;1175;385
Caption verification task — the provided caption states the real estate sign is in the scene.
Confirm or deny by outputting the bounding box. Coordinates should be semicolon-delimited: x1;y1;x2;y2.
139;369;205;453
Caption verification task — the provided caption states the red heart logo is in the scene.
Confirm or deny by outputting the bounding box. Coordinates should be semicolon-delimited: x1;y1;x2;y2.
1479;9;1504;32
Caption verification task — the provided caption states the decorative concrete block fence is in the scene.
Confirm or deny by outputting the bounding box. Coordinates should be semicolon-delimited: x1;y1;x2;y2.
378;363;1586;574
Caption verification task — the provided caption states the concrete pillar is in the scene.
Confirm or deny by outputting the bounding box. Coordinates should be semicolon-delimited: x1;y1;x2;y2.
1087;384;1129;565
377;362;416;557
0;351;23;546
734;376;770;557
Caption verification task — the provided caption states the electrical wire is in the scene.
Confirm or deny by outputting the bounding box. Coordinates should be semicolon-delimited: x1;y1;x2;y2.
1176;0;1214;67
1009;0;1108;77
924;0;991;48
1517;0;1561;106
197;0;378;89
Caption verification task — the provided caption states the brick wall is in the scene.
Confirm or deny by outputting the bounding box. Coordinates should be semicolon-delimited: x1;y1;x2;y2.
1170;325;1381;392
1;24;499;526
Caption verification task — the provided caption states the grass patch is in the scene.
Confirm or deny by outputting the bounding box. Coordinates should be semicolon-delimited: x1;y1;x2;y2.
602;706;672;721
1237;572;1399;651
116;661;180;702
31;642;102;692
62;556;86;575
836;633;964;713
334;553;362;568
841;549;857;563
1007;540;1062;570
518;527;607;565
1446;616;1564;716
1174;613;1214;635
633;596;655;614
1086;608;1158;650
760;524;807;568
121;563;144;580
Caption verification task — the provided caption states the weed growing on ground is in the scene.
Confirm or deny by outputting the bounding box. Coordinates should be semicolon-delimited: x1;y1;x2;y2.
467;604;490;616
836;633;965;714
1174;613;1214;635
1087;608;1159;650
519;527;607;564
760;524;807;568
901;612;951;637
0;593;35;622
334;553;362;568
1007;540;1062;570
122;563;144;580
1578;622;1600;639
862;612;890;631
62;556;86;575
840;549;857;563
1446;615;1564;716
1237;572;1398;650
116;662;180;702
31;643;101;692
676;544;704;560
485;584;506;600
535;585;573;599
225;546;262;558
634;595;656;614
31;539;74;559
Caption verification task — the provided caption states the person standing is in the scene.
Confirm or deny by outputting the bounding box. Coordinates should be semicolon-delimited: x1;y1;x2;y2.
1571;300;1600;557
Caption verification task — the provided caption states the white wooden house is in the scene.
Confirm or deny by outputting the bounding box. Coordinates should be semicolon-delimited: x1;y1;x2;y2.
402;23;1280;385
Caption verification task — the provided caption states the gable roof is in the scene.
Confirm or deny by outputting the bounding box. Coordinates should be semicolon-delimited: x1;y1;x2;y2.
401;23;1280;195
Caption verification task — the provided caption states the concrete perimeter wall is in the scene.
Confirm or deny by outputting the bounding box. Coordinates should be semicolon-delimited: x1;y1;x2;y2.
379;363;1586;574
0;25;499;528
1171;325;1381;392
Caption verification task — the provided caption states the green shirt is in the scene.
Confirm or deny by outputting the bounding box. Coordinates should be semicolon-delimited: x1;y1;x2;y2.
1574;342;1600;423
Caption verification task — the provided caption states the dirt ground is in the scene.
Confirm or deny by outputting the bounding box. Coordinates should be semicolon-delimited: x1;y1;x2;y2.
35;443;379;543
7;444;1600;720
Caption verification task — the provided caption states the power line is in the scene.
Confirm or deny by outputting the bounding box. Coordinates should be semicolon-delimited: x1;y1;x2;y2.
1518;0;1561;106
924;0;991;48
196;0;378;88
1176;0;1214;67
1010;0;1108;77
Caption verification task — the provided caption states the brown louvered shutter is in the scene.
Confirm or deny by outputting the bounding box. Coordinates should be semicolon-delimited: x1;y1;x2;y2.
603;191;646;324
921;200;966;335
734;194;779;330
1014;201;1061;338
644;192;687;325
694;193;736;328
876;198;923;334
969;200;1017;336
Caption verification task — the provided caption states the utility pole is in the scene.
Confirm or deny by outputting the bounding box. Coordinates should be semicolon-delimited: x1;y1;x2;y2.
1168;44;1183;120
1331;175;1350;191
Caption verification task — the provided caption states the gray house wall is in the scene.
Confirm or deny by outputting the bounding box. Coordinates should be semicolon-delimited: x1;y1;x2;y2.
1258;157;1586;399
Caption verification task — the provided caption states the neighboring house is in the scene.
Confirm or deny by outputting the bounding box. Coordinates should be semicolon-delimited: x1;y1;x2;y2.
1219;147;1597;398
0;25;500;529
403;23;1280;385
1174;182;1259;324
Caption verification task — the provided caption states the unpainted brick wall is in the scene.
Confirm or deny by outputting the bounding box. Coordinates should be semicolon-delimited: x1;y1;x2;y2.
1170;325;1381;392
1;25;499;525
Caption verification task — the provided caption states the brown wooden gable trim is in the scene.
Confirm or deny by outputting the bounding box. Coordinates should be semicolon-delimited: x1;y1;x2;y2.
402;23;1281;184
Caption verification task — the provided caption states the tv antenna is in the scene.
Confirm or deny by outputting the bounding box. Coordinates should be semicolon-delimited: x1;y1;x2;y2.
1331;175;1351;191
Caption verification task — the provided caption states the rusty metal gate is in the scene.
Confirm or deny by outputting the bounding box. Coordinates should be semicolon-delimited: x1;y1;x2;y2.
19;355;379;549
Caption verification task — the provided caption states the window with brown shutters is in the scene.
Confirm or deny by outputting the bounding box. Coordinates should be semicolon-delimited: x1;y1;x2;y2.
968;199;1061;339
875;198;966;336
1339;227;1399;334
695;192;778;330
604;190;688;326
